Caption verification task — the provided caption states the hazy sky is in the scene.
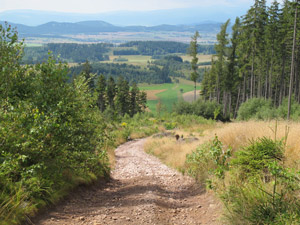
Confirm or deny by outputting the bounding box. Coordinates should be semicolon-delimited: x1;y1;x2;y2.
1;0;259;13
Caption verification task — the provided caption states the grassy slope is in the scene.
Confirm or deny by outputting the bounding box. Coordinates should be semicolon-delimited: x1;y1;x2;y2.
139;82;201;113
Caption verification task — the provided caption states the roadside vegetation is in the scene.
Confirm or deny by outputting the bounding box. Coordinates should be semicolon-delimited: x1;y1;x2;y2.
145;120;300;224
0;24;191;224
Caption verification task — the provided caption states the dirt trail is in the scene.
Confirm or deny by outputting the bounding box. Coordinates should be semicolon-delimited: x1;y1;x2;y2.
32;139;221;225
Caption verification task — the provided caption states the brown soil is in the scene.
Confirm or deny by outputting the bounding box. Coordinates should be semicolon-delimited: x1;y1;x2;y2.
31;139;222;225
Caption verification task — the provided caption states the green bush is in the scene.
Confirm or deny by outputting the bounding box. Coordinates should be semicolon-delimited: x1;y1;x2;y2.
173;100;224;121
277;97;300;120
185;135;231;184
0;24;109;224
237;97;300;121
215;137;300;224
237;98;275;120
185;131;300;224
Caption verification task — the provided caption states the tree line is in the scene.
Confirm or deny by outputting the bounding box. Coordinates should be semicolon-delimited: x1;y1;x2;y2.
201;0;300;119
22;43;111;64
69;61;173;84
118;41;216;55
79;61;147;117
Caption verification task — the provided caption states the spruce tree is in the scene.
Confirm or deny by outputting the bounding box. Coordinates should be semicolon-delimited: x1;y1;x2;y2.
81;60;95;90
96;74;106;112
115;76;130;116
129;82;139;117
189;31;200;101
106;76;116;110
215;19;230;104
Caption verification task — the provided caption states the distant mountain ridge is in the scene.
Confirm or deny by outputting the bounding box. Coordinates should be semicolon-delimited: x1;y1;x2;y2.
0;7;249;26
0;20;223;37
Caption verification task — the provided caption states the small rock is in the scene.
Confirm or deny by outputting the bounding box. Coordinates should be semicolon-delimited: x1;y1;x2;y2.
79;216;85;221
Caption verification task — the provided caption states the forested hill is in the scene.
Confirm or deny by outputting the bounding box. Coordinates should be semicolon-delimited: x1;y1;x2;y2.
117;41;215;55
0;20;222;37
22;41;215;64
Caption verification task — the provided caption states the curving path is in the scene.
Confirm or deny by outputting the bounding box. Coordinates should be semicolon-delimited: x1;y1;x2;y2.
32;139;221;225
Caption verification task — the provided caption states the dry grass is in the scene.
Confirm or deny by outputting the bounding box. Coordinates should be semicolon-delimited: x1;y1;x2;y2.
144;123;218;169
144;120;300;171
144;89;167;100
182;90;201;102
211;121;300;167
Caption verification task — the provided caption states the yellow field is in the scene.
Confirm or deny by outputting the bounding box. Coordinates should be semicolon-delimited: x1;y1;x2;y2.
145;120;300;170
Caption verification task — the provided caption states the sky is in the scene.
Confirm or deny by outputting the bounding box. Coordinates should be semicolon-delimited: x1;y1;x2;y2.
0;0;258;13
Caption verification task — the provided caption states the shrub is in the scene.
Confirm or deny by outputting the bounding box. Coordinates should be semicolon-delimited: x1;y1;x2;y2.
237;98;275;121
215;137;300;224
185;135;231;184
237;97;300;121
0;24;110;224
173;100;224;121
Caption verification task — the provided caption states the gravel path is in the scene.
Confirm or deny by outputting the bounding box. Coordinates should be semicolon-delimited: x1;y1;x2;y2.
32;139;221;225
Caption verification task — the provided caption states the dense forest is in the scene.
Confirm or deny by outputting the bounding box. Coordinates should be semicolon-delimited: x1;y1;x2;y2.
22;41;216;64
68;56;192;84
201;0;300;119
118;41;215;55
22;43;112;64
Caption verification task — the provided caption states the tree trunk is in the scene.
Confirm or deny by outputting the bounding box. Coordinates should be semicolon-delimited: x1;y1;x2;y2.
250;55;254;98
268;49;274;100
242;74;246;103
234;85;241;119
279;56;286;105
288;4;298;120
223;91;227;116
194;81;197;102
228;92;232;119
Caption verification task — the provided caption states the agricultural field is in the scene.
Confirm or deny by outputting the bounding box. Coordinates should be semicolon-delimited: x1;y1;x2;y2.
100;54;212;68
180;54;213;63
102;55;153;67
139;79;201;113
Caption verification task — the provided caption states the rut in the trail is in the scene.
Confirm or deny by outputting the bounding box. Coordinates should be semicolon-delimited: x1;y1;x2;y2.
32;139;221;225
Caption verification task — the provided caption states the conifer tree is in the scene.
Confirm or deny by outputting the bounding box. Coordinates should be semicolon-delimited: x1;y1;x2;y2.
116;76;130;116
96;74;106;112
129;82;139;117
106;76;116;109
189;31;200;101
215;19;230;104
81;60;95;90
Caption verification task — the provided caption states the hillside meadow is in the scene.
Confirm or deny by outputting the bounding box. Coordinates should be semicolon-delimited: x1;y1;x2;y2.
139;80;201;113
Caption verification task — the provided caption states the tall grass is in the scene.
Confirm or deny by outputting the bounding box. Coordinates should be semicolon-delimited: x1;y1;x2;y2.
144;119;300;224
184;121;300;224
210;121;300;167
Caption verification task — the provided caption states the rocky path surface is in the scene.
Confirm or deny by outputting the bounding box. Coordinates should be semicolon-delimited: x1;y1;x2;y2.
32;139;221;225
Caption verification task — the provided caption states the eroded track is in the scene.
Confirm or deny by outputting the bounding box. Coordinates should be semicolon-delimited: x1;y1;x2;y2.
32;139;221;225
